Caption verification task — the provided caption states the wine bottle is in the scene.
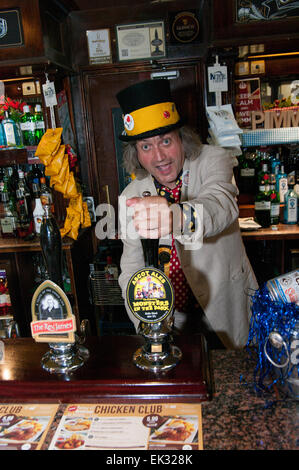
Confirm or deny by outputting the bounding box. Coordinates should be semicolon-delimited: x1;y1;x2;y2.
40;204;64;288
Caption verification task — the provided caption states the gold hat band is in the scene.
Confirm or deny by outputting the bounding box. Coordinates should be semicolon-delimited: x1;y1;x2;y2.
123;102;180;137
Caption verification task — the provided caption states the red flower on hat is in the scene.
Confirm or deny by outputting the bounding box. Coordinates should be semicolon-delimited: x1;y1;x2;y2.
163;111;170;119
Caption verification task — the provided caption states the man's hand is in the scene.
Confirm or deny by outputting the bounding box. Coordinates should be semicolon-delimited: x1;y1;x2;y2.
126;196;174;239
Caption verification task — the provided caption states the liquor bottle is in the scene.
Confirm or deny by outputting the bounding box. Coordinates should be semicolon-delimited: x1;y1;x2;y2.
8;165;19;196
2;111;22;147
32;178;41;199
40;177;52;207
257;162;270;187
0;189;17;238
20;105;35;146
33;104;45;144
18;170;33;218
287;153;296;188
15;188;32;238
0;121;6;146
238;150;256;194
283;184;298;225
276;164;288;204
104;256;119;280
254;183;271;228
33;197;45;235
40;204;64;289
269;184;280;226
271;152;281;179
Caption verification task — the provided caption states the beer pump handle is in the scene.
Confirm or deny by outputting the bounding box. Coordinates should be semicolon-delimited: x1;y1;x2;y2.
141;191;159;269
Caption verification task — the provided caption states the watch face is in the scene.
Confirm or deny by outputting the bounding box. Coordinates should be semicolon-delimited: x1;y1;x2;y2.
126;267;174;324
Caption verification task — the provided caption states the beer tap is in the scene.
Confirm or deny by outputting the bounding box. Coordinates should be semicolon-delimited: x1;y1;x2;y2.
126;191;182;373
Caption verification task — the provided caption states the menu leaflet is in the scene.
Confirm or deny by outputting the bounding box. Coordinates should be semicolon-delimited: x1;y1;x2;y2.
48;403;203;451
0;404;59;450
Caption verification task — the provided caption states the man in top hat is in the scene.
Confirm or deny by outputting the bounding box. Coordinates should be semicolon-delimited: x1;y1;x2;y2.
116;79;258;349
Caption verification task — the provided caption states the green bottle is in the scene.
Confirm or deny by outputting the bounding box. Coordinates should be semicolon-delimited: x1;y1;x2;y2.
20;105;36;146
33;104;45;144
255;183;271;228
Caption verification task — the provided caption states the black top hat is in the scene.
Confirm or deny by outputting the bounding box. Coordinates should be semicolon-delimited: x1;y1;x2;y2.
116;79;184;141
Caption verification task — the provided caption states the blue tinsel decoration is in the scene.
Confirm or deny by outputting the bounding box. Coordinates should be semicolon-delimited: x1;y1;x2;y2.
246;284;299;396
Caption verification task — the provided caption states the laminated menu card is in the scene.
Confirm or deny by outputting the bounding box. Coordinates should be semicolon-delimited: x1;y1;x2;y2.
48;403;203;451
0;404;59;450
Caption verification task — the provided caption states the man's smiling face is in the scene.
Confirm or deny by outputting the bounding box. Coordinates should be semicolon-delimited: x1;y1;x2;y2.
136;131;185;189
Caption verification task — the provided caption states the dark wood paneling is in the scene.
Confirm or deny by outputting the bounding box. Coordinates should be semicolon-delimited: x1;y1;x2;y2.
0;0;44;62
212;0;299;48
69;0;211;68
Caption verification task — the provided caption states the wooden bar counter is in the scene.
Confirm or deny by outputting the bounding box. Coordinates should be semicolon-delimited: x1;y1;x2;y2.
241;223;299;241
0;335;212;403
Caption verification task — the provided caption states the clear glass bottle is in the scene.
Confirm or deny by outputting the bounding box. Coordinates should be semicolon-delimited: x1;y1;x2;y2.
0;190;17;238
283;184;298;225
276;164;288;204
20;105;35;146
255;183;271;228
2;111;22;147
18;169;32;218
33;197;45;235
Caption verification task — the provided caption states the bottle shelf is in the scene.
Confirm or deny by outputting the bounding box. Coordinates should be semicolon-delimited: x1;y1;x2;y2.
240;127;299;147
0;146;40;166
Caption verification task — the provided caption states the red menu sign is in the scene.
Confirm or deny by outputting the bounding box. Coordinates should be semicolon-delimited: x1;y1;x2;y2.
235;78;262;128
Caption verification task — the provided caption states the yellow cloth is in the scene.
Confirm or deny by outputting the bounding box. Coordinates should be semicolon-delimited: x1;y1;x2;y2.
35;128;63;166
35;131;91;240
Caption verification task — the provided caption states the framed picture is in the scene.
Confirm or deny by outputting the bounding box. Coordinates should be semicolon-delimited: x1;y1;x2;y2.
116;21;166;62
86;29;112;64
250;60;265;75
235;61;250;76
235;0;299;23
0;9;24;48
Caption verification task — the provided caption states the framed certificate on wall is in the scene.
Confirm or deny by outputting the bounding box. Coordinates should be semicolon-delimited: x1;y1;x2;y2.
86;29;112;64
116;21;166;62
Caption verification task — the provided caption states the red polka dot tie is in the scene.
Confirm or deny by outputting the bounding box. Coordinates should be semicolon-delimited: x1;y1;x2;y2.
155;180;192;312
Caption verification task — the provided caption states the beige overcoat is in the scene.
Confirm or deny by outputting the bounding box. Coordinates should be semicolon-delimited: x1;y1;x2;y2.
118;144;258;348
